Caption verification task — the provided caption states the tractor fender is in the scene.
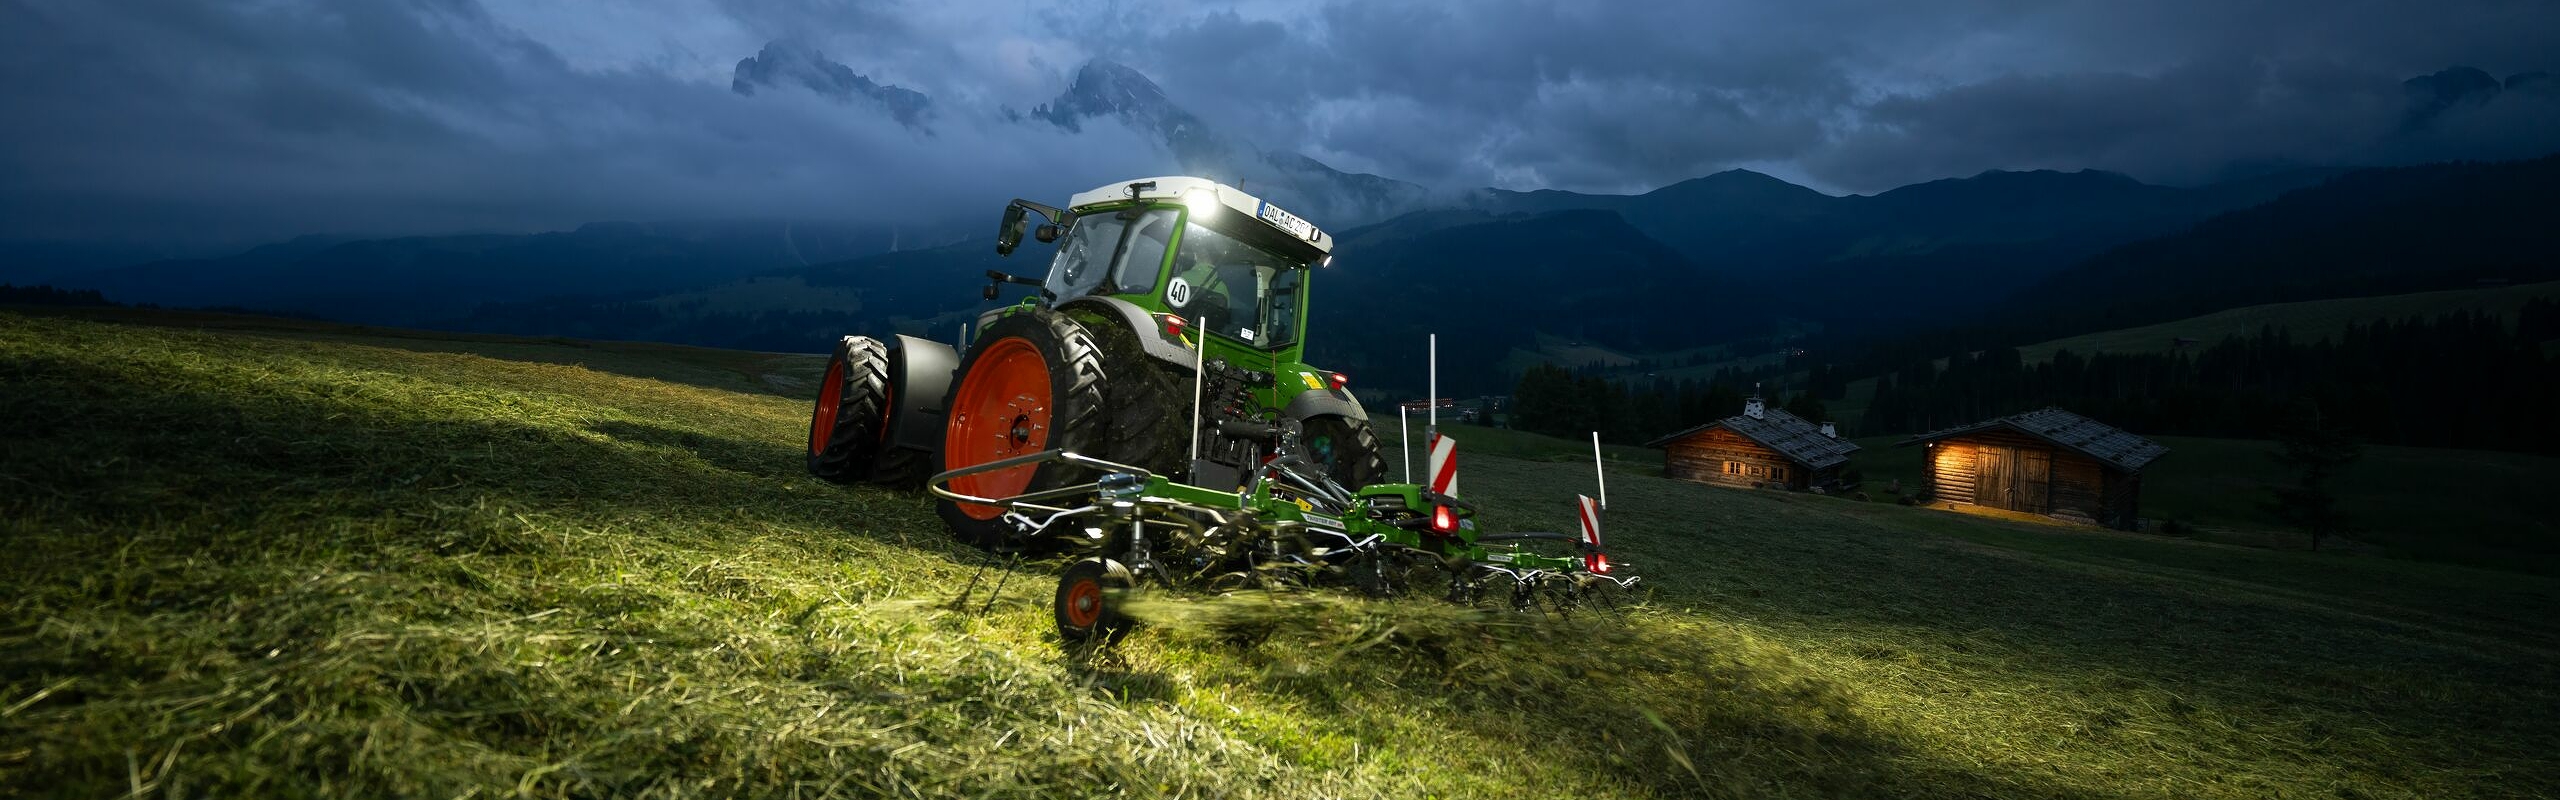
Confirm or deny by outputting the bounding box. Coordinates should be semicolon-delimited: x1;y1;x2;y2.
881;334;957;454
1283;385;1369;423
1055;296;1195;370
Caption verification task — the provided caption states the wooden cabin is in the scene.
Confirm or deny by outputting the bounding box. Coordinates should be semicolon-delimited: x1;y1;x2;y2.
1646;399;1859;491
1895;408;2168;530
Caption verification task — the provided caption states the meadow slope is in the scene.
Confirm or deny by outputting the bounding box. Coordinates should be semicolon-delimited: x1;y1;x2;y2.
4;308;2556;799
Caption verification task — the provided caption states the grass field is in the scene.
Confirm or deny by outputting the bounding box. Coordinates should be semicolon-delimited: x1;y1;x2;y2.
1846;434;2560;573
5;307;2557;799
2014;280;2560;362
1376;421;1661;478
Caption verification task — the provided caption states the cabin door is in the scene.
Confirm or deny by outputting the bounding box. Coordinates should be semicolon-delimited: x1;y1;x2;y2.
1974;447;2052;512
2017;450;2052;512
1975;448;2014;510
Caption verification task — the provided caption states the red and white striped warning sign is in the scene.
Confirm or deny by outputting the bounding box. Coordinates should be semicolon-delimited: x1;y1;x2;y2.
1426;432;1458;497
1577;494;1611;574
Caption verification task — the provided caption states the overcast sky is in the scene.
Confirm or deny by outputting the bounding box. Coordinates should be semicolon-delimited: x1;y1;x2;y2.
3;0;2555;247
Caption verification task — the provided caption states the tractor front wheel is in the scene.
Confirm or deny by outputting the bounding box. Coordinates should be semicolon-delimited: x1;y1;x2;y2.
1082;321;1191;479
1055;557;1136;644
936;310;1112;548
1300;415;1385;490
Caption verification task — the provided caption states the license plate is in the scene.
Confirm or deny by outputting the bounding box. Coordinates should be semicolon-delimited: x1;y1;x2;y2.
1256;201;1318;242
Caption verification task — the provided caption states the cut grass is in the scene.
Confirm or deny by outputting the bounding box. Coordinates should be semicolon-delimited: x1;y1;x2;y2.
4;307;2556;798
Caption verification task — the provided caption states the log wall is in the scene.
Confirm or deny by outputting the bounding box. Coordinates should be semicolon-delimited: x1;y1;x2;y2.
1663;427;1806;489
1925;430;2137;527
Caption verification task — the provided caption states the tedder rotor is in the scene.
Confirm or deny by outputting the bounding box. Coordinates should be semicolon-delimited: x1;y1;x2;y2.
808;176;1641;644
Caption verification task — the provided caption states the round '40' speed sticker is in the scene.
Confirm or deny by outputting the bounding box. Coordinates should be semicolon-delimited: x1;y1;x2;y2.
1166;276;1194;307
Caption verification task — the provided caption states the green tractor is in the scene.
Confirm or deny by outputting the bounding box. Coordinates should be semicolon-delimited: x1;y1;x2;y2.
806;176;1384;547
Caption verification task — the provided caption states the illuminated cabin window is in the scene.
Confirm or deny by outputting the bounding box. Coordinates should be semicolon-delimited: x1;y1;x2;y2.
1725;461;1743;475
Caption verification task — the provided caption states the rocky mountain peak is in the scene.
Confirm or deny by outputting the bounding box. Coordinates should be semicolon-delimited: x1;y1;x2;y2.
732;40;931;128
1031;59;1192;137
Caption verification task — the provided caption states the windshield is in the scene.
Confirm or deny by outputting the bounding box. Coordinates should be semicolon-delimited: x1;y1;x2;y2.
1045;208;1177;300
1165;220;1308;350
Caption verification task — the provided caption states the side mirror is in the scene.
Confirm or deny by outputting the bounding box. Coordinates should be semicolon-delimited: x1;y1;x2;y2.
1034;223;1061;243
995;204;1028;256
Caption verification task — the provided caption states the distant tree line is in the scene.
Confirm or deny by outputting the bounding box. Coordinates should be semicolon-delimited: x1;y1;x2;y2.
460;297;910;354
1862;303;2560;453
0;284;113;307
1510;363;1833;445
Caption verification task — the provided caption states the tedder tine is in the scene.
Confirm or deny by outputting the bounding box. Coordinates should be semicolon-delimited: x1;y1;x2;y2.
980;551;1023;616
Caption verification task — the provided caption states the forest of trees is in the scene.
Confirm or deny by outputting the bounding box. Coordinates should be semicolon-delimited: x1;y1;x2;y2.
0;284;113;307
1510;302;2560;454
1510;363;1830;444
1862;303;2560;453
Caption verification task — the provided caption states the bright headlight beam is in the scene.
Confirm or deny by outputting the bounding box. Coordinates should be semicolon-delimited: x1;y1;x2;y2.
1181;189;1220;217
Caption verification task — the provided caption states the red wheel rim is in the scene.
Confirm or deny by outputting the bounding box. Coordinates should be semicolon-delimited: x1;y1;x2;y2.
945;337;1052;520
1063;577;1103;628
877;373;896;443
810;359;844;455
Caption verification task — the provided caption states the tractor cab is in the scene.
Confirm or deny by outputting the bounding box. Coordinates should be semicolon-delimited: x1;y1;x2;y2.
999;177;1332;355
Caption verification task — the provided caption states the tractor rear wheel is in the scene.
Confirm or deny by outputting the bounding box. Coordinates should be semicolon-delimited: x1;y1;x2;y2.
935;310;1112;548
808;336;895;484
1055;557;1136;645
1300;415;1385;490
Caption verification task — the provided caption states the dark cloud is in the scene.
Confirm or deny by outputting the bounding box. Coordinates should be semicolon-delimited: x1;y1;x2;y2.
0;0;1167;249
4;0;2558;249
1807;58;2409;189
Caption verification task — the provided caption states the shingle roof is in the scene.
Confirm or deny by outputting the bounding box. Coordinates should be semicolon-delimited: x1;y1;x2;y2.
1893;407;2168;471
1645;408;1861;470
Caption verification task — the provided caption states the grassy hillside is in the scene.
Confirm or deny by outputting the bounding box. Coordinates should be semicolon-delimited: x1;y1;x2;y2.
6;308;2557;799
1847;434;2560;572
2014;280;2560;362
1377;421;1660;476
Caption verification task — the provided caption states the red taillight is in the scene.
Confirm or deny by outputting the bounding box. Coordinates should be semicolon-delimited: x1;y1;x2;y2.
1328;372;1349;390
1161;314;1188;338
1430;504;1457;534
1586;553;1612;574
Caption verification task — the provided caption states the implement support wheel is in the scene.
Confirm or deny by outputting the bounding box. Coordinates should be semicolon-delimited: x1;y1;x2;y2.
1055;558;1135;644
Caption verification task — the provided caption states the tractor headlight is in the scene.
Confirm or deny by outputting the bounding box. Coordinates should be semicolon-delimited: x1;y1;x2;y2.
1181;189;1220;217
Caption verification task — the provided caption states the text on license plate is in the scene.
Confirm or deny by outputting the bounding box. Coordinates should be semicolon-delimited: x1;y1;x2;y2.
1256;202;1319;242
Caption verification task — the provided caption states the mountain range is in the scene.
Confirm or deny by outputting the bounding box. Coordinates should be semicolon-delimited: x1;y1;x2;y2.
25;52;2560;398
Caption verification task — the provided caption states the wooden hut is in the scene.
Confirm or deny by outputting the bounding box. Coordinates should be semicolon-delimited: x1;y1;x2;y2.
1895;408;2168;530
1646;398;1859;491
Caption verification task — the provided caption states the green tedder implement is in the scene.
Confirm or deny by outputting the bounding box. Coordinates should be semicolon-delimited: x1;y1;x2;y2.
808;176;1638;644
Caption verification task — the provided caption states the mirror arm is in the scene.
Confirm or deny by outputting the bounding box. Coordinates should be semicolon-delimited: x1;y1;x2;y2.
1008;199;1067;225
